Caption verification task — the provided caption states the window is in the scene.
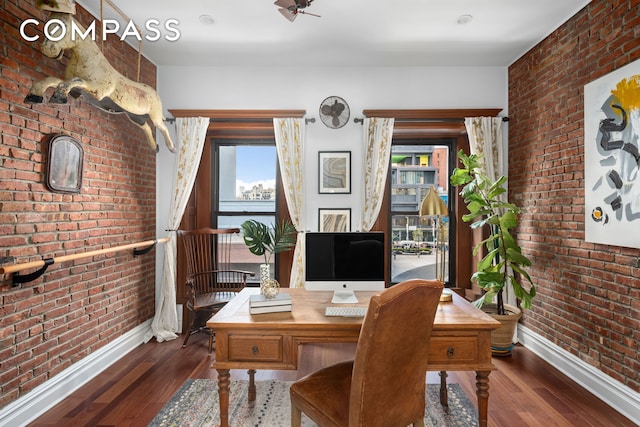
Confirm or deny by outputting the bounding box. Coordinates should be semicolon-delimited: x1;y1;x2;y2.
213;140;278;283
390;141;454;285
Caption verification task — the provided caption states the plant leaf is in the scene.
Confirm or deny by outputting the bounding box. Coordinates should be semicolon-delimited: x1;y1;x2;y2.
241;220;271;261
241;219;296;265
271;220;297;255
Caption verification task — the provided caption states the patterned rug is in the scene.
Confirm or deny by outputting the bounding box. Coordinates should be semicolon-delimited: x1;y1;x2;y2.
148;379;478;427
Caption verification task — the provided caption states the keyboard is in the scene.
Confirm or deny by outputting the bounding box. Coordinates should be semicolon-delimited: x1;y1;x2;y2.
325;306;368;317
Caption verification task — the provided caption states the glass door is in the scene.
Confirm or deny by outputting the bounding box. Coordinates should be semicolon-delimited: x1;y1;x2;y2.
390;143;452;284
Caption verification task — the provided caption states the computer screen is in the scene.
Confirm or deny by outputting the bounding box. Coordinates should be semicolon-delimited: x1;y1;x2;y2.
305;232;385;303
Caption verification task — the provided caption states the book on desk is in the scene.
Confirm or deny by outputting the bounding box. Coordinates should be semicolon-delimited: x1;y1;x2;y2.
249;293;292;314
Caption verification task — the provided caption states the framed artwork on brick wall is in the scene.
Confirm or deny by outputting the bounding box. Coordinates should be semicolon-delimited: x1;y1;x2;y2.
45;134;84;194
584;58;640;249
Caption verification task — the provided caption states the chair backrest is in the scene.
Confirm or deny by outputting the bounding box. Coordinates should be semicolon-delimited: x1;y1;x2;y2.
178;228;248;296
349;279;443;426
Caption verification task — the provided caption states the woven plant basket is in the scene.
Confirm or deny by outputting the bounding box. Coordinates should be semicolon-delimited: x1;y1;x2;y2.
483;304;522;356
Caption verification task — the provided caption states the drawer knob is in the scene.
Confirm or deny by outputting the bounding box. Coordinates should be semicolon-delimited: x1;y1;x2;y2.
252;345;259;354
447;347;455;358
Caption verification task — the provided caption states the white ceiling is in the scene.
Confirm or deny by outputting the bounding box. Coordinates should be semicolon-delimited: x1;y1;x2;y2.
75;0;591;68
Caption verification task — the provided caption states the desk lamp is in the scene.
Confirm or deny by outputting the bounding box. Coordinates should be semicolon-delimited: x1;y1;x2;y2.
419;186;451;301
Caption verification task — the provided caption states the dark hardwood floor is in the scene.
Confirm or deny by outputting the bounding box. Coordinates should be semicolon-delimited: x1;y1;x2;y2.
27;332;635;427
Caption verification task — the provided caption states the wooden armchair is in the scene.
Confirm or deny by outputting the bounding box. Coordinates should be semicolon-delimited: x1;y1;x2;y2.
178;227;254;353
290;279;443;427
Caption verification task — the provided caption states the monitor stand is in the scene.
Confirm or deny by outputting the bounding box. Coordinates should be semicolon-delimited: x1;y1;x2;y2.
331;290;359;304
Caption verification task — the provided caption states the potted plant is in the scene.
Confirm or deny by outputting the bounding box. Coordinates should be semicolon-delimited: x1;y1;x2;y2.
240;219;297;295
450;149;536;355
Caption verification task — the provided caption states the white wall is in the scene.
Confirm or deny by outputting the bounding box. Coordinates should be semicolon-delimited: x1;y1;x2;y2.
154;65;508;290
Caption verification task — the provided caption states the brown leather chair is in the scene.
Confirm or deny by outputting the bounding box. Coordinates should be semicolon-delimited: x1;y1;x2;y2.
289;279;443;427
178;227;254;353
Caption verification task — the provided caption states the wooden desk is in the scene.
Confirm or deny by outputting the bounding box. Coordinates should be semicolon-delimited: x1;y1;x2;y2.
207;288;500;427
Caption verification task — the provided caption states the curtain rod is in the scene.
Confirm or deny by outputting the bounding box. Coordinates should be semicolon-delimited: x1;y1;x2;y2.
164;117;317;124
354;116;509;124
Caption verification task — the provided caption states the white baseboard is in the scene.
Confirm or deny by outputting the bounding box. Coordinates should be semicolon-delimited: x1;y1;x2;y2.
518;325;640;424
0;319;151;427
2;320;637;426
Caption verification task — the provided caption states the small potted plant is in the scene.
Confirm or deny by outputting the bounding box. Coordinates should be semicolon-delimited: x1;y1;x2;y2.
240;219;297;296
450;149;536;355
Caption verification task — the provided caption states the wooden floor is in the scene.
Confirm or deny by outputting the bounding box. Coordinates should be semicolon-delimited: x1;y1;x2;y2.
28;332;634;427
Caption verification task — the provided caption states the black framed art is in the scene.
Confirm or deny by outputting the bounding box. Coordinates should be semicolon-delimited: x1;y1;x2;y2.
318;151;351;194
318;208;351;232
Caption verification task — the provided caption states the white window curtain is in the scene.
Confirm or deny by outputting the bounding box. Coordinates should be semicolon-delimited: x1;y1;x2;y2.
360;117;394;231
464;117;515;307
144;117;209;343
274;118;306;288
464;117;504;187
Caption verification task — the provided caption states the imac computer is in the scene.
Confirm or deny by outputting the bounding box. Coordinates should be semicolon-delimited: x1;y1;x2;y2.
305;232;385;304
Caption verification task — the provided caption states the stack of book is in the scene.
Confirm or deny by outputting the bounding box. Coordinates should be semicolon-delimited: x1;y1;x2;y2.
249;293;292;314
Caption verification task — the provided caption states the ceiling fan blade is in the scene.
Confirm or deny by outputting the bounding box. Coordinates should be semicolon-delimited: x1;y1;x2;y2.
333;116;340;127
274;0;296;9
278;8;298;21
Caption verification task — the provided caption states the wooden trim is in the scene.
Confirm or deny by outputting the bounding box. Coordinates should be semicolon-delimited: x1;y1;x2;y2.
195;141;212;228
454;134;472;292
361;109;503;139
168;109;306;119
362;109;503;120
205;122;275;131
168;110;308;139
206;122;278;139
276;160;294;288
392;122;467;138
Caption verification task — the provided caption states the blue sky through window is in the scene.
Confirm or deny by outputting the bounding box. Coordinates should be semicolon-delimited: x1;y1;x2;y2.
235;146;276;197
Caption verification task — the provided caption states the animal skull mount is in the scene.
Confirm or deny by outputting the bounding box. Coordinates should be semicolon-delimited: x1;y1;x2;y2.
24;11;175;153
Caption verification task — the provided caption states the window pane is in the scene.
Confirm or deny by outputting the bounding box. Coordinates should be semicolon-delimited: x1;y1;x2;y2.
216;144;278;284
390;144;450;284
219;145;276;213
391;215;449;283
218;215;276;283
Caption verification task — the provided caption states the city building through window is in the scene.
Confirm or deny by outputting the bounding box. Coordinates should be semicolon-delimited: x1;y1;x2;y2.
390;143;452;284
214;142;278;282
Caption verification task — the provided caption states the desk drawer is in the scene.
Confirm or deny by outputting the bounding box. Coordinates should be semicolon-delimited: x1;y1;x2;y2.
429;337;477;364
228;335;283;362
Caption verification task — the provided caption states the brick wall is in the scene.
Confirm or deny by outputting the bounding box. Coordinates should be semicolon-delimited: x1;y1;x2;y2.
0;1;158;407
509;0;640;392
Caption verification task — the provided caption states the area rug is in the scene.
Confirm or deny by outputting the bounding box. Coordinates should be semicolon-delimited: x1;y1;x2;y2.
148;379;478;427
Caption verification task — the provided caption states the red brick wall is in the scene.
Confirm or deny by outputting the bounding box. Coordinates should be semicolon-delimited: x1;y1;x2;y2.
0;2;158;407
509;0;640;392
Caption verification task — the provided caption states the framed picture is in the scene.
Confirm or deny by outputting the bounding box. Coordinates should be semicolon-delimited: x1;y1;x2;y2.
584;57;640;249
46;134;84;193
319;151;351;194
319;208;351;232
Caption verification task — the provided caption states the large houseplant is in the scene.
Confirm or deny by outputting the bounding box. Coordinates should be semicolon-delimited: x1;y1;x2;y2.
241;219;296;294
450;150;536;353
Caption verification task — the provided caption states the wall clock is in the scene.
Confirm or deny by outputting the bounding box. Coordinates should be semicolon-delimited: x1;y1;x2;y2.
319;96;350;129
